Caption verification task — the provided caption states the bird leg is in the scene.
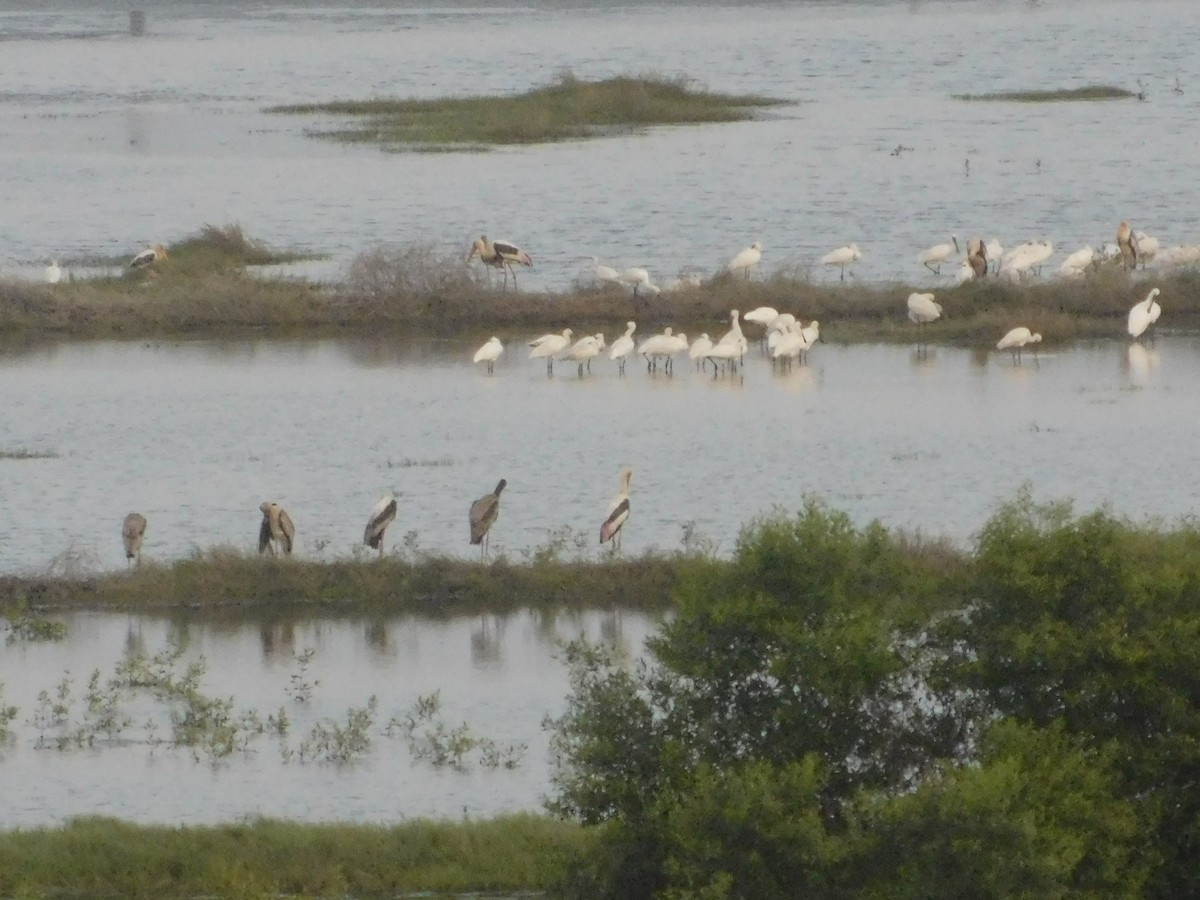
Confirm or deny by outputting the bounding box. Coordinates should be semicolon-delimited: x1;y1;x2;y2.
924;262;939;274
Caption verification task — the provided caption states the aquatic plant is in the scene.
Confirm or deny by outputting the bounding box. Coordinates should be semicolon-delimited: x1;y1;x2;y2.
287;647;319;703
268;72;786;150
388;691;528;771
293;697;377;765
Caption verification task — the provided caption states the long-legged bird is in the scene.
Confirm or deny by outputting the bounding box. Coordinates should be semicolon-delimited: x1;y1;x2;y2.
122;513;147;567
469;479;506;562
258;501;295;555
364;493;398;557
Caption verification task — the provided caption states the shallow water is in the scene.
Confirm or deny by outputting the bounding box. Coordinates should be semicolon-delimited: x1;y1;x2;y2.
0;607;658;828
1;0;1198;289
1;333;1198;572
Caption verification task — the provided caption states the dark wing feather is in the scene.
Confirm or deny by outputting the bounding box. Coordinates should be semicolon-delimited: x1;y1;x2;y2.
600;498;630;543
365;498;397;548
258;514;272;553
469;494;499;545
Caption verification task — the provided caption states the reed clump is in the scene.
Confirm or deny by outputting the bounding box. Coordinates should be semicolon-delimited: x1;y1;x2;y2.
0;814;592;897
954;85;1135;102
268;72;786;149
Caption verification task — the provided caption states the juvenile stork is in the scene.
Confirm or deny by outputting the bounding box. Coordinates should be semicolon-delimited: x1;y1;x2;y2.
258;501;295;555
600;468;632;554
467;235;532;291
966;238;988;279
122;513;147;567
363;493;398;557
130;243;168;268
1116;221;1140;270
469;479;507;562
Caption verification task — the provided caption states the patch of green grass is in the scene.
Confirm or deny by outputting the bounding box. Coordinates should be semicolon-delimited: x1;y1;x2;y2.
0;814;592;897
268;71;787;149
954;85;1135;102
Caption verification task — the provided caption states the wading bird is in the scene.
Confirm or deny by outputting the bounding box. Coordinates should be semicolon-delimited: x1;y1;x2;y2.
528;328;573;375
561;332;606;377
130;243;168;268
985;238;1004;273
609;321;637;375
966;238;988;279
600;468;632;553
585;256;621;287
467;235;532;291
1057;246;1096;279
1127;287;1162;340
618;266;659;302
122;512;147;567
907;292;942;327
1134;231;1159;267
258;501;295;555
1116;221;1140;270
821;242;861;281
919;234;959;274
689;333;713;370
472;336;503;374
726;242;762;278
363;493;398;557
469;479;506;562
996;326;1042;363
45;259;62;285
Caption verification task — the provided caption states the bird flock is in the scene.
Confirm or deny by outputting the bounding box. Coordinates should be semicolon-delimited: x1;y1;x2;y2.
117;469;633;568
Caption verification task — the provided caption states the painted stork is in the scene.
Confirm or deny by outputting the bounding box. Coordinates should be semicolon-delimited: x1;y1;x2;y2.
966;238;988;279
467;235;532;291
600;468;632;553
363;493;398;557
258;501;295;555
472;336;504;374
122;512;147;566
469;479;507;562
1116;222;1140;270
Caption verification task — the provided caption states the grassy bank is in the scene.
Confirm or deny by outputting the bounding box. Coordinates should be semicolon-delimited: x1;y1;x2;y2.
269;72;786;150
4;226;1199;345
1;550;686;614
954;84;1135;102
0;814;590;898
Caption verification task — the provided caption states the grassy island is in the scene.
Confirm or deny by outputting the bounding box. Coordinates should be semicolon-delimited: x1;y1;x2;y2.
267;73;787;150
954;84;1136;102
2;225;1197;347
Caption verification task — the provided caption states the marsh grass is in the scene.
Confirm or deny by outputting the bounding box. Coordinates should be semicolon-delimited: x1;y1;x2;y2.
3;225;1197;342
0;447;59;459
269;72;786;149
0;548;684;613
0;814;591;897
954;85;1135;102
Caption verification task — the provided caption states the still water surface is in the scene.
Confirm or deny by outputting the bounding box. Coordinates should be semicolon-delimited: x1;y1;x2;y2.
0;607;659;827
1;334;1198;572
1;0;1198;287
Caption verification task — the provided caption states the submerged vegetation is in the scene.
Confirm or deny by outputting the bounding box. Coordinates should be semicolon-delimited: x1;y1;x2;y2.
2;496;1200;895
2;224;1198;344
268;72;786;150
954;84;1136;102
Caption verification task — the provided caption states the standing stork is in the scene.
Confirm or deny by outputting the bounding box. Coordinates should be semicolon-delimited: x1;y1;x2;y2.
363;493;398;557
1116;221;1140;270
600;468;632;554
122;512;147;567
966;238;988;279
467;235;532;291
469;479;507;562
130;243;168;268
258;501;295;555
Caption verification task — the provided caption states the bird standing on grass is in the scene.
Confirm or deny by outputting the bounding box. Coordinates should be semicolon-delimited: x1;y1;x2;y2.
467;235;532;291
1116;222;1140;270
600;468;632;554
469;479;507;562
919;234;959;274
820;243;861;281
473;336;504;374
363;493;398;557
258;501;295;555
122;513;147;566
46;259;62;285
907;292;942;327
726;242;763;279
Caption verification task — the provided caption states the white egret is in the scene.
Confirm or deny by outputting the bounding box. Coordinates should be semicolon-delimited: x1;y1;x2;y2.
467;235;532;291
258;501;295;555
363;494;398;557
472;336;504;374
726;242;762;278
469;479;506;562
608;321;637;374
599;468;632;553
820;243;861;281
919;234;959;274
528;328;573;375
122;512;147;567
1127;287;1162;339
996;327;1042;363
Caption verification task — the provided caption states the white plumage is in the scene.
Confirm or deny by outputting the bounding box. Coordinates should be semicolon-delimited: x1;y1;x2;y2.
528;328;573;374
45;259;62;284
561;333;606;376
1127;287;1162;339
820;242;861;281
726;242;762;278
996;326;1043;362
608;321;637;374
1057;246;1096;279
472;336;504;373
906;292;942;325
600;468;632;552
918;234;959;274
